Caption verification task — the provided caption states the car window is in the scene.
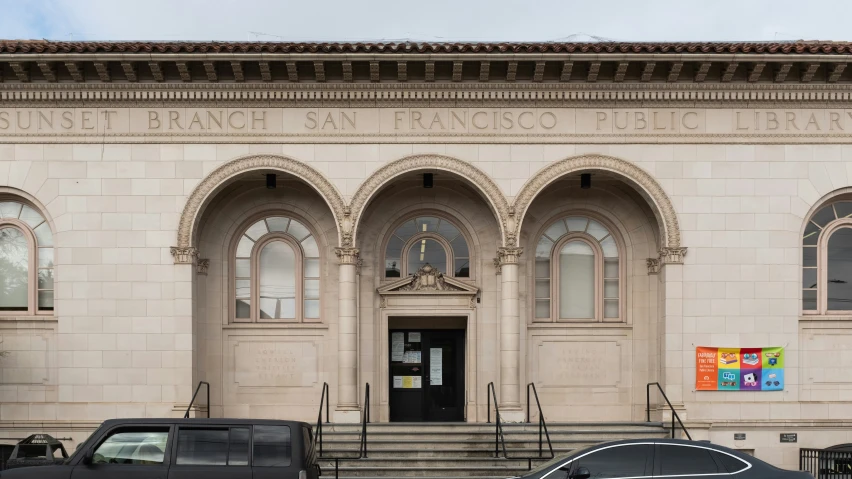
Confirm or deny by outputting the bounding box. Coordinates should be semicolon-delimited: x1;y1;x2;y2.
176;429;228;465
253;425;291;467
658;445;720;476
229;428;250;466
713;450;749;473
571;444;652;478
92;429;169;465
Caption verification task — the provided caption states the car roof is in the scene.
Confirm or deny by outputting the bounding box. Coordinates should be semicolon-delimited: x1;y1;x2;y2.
98;418;312;428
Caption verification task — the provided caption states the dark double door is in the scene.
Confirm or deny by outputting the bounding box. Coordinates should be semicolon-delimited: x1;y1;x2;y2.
389;329;465;422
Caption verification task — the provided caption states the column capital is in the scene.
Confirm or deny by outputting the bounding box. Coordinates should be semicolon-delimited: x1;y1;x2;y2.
660;247;688;265
334;247;360;265
496;246;523;264
170;246;198;264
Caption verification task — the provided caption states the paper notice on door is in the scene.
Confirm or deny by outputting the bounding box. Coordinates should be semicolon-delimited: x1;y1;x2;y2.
430;347;443;386
403;351;421;363
393;376;403;388
402;376;413;388
391;332;405;361
412;376;422;388
409;332;421;342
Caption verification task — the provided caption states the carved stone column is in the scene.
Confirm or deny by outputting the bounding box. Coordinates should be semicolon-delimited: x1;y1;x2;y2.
496;246;523;417
334;247;360;421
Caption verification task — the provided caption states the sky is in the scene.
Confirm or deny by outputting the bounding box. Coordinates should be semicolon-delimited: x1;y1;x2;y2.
1;0;851;43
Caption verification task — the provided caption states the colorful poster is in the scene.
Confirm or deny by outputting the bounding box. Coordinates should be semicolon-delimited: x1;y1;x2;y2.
695;347;784;391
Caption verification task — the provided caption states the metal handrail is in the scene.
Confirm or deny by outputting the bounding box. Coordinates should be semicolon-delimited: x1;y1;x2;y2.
646;382;692;440
359;383;370;458
486;382;509;459
315;382;330;456
184;381;209;418
526;383;555;464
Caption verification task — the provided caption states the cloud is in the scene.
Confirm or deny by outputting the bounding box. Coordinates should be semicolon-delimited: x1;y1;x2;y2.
5;0;852;42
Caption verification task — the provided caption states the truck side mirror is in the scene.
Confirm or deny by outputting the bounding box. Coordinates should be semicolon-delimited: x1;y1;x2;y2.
82;448;94;465
570;466;591;479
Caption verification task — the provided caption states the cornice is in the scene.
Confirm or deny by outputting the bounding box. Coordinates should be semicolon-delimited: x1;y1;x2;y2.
2;82;852;107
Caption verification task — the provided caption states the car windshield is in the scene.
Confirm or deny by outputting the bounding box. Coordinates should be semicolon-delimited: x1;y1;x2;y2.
515;446;596;477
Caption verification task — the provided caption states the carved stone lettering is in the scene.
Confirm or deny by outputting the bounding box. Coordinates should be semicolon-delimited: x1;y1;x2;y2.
234;341;318;387
537;341;621;387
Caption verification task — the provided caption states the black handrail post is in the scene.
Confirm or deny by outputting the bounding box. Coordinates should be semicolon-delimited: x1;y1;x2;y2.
184;381;210;419
646;382;691;441
487;385;491;424
526;384;531;423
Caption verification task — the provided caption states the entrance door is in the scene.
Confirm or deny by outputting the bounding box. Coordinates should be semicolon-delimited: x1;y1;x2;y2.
389;329;465;422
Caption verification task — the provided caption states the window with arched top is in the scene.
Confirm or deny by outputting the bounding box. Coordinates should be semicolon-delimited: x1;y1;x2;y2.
802;201;852;314
533;215;621;322
233;215;321;322
384;216;470;278
0;200;54;314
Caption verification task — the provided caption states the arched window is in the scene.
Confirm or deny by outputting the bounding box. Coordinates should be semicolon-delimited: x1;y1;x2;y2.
534;215;620;322
0;200;54;314
384;216;470;278
802;201;852;314
233;215;320;322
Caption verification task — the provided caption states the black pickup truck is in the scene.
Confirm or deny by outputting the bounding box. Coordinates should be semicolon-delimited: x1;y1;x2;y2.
0;418;319;479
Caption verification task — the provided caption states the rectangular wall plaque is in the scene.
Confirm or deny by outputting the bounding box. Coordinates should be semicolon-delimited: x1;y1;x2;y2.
780;433;797;443
734;433;746;441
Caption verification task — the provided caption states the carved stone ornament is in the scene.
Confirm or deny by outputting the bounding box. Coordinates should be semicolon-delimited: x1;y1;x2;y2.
660;247;688;265
196;258;210;275
377;265;479;304
646;258;661;274
348;155;511;246
176;154;347;251
170;246;198;265
512;154;682;251
496;247;524;266
399;264;461;292
334;247;360;265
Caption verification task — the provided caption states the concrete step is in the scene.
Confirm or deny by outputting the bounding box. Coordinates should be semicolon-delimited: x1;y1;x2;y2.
318;464;533;477
320;448;566;458
320;457;538;468
320;432;668;442
321;422;666;433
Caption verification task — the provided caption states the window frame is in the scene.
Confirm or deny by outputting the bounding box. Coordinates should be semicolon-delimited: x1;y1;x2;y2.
382;214;473;279
230;213;322;324
252;234;304;323
815;219;852;315
401;232;454;277
0;212;53;317
532;214;624;324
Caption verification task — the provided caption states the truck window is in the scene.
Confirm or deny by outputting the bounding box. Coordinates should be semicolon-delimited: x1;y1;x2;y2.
176;429;228;465
92;429;169;465
253;425;291;467
229;427;250;466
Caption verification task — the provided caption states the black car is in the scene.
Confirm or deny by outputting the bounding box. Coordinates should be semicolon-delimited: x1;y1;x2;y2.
0;418;319;479
513;439;812;479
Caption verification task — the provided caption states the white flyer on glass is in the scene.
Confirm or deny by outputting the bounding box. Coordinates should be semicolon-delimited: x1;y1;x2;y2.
393;376;403;388
412;376;422;388
409;332;421;342
430;348;443;385
391;332;405;361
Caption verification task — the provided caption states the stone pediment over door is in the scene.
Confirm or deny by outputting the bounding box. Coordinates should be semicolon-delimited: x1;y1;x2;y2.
377;264;479;309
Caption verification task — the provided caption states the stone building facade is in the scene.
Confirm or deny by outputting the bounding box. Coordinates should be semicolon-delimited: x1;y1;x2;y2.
1;40;852;467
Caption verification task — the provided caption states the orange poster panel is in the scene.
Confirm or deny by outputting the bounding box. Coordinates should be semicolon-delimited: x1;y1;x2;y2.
696;347;718;390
